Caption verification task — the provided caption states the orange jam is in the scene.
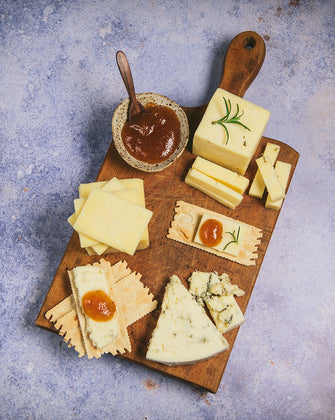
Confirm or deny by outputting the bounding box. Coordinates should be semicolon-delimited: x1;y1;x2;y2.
121;104;180;164
81;290;116;322
199;219;223;247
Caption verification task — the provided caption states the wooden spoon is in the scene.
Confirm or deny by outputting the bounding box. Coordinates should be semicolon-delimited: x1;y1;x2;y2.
116;50;144;119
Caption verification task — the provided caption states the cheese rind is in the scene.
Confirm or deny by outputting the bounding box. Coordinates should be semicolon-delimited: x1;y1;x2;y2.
192;156;249;194
73;188;152;255
146;275;228;365
256;155;285;201
192;88;270;175
185;168;243;209
249;143;280;198
265;161;292;210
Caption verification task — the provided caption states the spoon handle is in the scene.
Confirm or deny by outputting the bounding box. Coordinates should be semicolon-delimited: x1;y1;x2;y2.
116;51;144;117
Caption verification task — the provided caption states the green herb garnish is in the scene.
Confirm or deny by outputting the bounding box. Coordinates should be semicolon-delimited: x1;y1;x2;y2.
222;226;240;251
211;97;251;144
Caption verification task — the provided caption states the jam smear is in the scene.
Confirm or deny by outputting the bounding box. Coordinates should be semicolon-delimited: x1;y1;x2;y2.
121;104;180;164
81;290;116;322
199;219;223;248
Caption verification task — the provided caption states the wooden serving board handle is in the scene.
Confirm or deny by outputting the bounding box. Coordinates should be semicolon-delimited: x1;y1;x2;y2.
219;31;266;98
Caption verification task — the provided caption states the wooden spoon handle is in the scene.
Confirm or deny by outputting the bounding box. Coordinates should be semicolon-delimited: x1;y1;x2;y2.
116;50;143;116
219;31;266;98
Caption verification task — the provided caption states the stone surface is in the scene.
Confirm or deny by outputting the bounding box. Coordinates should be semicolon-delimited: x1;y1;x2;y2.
1;1;334;419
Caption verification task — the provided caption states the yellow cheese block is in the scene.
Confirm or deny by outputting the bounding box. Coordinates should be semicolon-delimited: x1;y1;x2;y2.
265;161;292;210
79;181;108;198
192;88;270;175
185;168;243;209
249;143;280;198
256;155;285;201
73;188;153;255
192;156;249;194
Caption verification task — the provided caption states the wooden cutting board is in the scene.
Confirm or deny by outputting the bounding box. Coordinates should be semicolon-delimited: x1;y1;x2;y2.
35;31;299;393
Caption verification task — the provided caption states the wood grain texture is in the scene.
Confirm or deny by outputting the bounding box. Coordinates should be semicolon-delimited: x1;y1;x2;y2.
35;31;299;392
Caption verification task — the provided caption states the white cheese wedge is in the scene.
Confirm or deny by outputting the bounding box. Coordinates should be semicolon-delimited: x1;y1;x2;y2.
192;88;270;175
192;156;249;193
146;275;228;365
256;155;285;201
265;161;292;210
71;265;119;348
73;188;153;255
185;168;243;209
249;143;280;198
206;295;245;334
194;213;246;256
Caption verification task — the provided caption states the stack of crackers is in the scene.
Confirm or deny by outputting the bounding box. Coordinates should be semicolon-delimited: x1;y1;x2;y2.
45;259;157;359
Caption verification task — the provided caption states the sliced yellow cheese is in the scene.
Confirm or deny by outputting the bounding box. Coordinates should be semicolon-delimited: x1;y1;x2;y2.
265;161;292;210
249;143;280;198
102;177;125;192
192;88;270;175
73;188;152;255
255;155;285;202
185;168;243;209
192;156;249;194
73;198;100;248
79;181;108;198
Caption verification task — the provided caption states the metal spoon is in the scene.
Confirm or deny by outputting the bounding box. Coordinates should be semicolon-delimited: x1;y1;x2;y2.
116;50;144;119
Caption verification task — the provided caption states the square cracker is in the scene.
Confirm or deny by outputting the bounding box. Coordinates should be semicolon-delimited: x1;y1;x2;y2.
68;262;131;359
46;259;157;358
167;200;263;266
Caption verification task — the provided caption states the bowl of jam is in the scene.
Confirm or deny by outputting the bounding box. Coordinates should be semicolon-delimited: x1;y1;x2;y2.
112;92;189;172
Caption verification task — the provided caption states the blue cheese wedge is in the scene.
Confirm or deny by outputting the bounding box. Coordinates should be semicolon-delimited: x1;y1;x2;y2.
188;271;245;333
71;265;120;349
146;275;229;365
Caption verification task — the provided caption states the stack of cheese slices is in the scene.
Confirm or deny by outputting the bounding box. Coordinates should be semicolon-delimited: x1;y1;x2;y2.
67;177;152;255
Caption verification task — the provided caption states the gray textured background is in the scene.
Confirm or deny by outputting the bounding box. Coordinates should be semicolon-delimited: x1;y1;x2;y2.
1;0;334;419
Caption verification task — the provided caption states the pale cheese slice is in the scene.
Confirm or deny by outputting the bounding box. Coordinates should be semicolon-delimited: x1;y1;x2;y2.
146;275;229;365
185;168;243;209
79;181;108;198
192;156;249;193
249;143;280;198
73;188;152;255
256;155;285;201
265;161;292;210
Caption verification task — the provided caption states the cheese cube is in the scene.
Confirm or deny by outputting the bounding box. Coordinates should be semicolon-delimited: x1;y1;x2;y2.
256;155;285;201
73;188;153;255
249;143;280;198
206;295;245;334
192;88;270;175
265;161;292;210
185;168;243;209
192;156;249;194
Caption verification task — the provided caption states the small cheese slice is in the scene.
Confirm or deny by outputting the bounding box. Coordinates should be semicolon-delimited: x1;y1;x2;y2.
102;177;125;192
265;161;292;210
192;88;270;175
192;156;249;194
79;181;108;198
71;265;120;348
249;143;280;198
256;155;285;201
74;198;100;248
185;168;243;209
73;188;152;255
194;213;247;256
146;275;228;365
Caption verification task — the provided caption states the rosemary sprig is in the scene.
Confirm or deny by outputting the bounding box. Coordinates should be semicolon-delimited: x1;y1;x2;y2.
211;97;251;144
222;226;240;251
